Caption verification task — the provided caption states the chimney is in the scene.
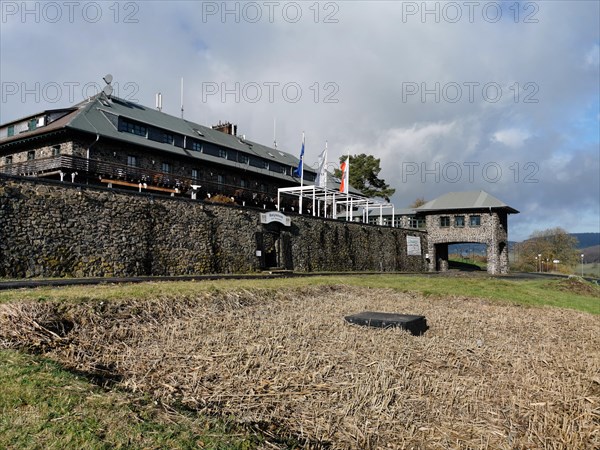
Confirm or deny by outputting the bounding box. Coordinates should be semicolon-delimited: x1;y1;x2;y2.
212;121;237;136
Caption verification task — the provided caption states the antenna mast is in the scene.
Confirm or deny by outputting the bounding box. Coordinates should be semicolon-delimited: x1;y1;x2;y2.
180;77;184;119
273;117;277;148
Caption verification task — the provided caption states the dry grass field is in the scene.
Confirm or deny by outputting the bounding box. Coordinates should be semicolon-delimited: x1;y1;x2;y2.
1;283;599;449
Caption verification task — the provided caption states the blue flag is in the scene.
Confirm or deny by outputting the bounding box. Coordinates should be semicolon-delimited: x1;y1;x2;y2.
293;133;305;178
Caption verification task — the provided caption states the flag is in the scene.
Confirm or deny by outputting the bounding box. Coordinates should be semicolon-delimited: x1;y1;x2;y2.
339;156;349;194
293;133;305;178
315;143;328;188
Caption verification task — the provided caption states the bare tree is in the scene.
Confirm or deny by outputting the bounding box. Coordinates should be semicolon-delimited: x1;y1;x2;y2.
514;227;578;272
410;197;427;208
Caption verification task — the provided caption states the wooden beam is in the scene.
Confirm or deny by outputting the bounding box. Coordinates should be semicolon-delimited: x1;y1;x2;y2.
100;178;179;194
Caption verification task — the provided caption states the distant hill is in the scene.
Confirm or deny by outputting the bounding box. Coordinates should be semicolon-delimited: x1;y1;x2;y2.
449;242;517;256
571;233;600;249
581;245;600;263
448;233;598;257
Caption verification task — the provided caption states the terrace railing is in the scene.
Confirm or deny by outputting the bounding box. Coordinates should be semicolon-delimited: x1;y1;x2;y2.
0;154;278;207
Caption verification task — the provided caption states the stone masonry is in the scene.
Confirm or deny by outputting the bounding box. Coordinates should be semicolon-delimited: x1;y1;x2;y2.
423;211;509;275
0;175;427;278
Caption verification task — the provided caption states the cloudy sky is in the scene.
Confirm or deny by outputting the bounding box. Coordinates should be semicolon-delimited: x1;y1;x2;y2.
1;0;598;241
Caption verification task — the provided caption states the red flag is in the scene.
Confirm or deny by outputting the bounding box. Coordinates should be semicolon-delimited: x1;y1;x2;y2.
339;157;349;193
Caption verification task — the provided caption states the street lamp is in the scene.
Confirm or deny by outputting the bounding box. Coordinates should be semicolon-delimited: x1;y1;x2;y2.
535;256;538;273
581;254;584;277
537;254;541;272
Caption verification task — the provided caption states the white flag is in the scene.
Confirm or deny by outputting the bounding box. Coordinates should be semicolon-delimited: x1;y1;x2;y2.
315;143;328;188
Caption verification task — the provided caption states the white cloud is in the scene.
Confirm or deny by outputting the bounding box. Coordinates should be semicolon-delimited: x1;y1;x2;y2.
491;128;531;149
0;0;598;241
585;44;600;68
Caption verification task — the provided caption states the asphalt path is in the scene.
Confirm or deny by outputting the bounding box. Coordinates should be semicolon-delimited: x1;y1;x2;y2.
0;271;596;291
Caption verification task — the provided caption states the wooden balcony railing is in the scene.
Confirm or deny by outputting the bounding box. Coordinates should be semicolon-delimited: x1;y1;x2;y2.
0;155;279;207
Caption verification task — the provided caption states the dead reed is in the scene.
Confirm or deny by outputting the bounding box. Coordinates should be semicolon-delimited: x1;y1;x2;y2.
1;285;598;449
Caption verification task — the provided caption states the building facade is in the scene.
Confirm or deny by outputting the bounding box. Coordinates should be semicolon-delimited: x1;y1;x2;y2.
0;93;338;210
415;191;518;275
1;92;518;276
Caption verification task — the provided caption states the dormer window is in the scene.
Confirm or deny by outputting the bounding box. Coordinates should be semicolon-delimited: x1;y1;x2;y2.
120;118;147;137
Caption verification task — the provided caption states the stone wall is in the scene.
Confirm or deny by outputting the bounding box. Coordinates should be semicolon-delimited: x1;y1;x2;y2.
0;175;427;278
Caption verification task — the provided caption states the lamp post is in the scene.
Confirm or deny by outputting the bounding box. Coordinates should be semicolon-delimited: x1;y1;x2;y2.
535;256;538;273
581;254;584;277
537;254;541;272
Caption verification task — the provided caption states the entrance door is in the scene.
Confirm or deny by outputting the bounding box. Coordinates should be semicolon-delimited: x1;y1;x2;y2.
264;231;280;268
256;231;280;269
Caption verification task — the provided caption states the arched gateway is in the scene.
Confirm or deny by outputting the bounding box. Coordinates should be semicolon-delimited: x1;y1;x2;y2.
415;191;519;275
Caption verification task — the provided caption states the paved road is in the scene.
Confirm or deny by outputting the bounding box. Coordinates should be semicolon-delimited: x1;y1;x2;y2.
0;271;596;291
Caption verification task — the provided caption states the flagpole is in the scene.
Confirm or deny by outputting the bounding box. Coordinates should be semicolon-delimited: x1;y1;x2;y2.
346;150;350;221
324;141;327;217
299;132;304;214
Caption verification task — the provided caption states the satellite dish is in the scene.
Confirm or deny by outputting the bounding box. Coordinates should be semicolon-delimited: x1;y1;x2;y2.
103;74;113;85
102;84;114;97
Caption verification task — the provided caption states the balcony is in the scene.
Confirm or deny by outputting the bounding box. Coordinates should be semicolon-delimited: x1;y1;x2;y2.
0;155;190;193
0;154;277;207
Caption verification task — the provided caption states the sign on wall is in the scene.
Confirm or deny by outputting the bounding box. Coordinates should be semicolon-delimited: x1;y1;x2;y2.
406;236;422;256
260;211;291;227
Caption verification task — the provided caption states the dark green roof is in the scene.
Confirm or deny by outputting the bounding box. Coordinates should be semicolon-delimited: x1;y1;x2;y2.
1;95;362;194
63;96;304;184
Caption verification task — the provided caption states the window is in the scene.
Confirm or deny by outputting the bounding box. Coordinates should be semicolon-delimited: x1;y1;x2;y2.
240;179;247;188
120;119;147;137
27;151;35;161
238;154;249;164
127;155;138;167
161;162;171;173
455;215;465;227
440;216;450;227
28;119;37;131
4;155;12;165
218;148;227;158
249;156;267;169
7;126;14;137
269;162;288;174
191;169;199;181
190;141;202;152
217;174;224;185
52;145;61;156
161;132;174;145
202;145;221;157
409;216;425;229
304;172;316;182
470;215;481;226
